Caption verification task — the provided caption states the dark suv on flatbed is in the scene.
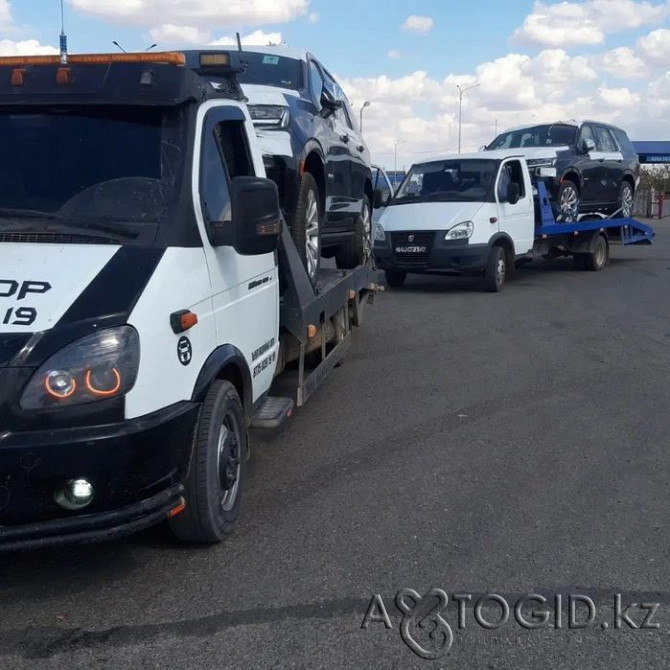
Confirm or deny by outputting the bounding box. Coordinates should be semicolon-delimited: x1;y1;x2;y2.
486;120;640;221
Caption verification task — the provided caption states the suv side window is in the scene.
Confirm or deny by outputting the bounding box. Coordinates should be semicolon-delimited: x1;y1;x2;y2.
594;126;617;152
612;127;634;155
322;67;353;129
308;59;324;109
579;124;596;149
201;124;232;224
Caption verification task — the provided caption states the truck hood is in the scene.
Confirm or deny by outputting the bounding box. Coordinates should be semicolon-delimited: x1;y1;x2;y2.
0;243;120;336
241;84;299;106
498;146;569;160
379;202;485;232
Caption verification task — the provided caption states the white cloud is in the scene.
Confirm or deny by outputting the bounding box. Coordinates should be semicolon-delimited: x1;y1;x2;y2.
308;12;319;23
209;30;283;46
70;0;310;26
402;15;434;34
513;0;670;47
597;86;641;107
387;50;402;59
0;0;12;27
149;24;209;44
637;28;670;66
0;39;58;56
594;46;646;78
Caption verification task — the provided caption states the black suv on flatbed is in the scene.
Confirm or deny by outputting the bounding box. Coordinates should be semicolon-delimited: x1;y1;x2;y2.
486;120;640;221
219;46;376;282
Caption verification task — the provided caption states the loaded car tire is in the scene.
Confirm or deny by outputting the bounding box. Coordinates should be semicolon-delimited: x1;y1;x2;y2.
291;172;322;284
336;196;372;269
385;270;406;287
557;180;580;223
169;380;247;543
617;181;634;218
483;245;507;292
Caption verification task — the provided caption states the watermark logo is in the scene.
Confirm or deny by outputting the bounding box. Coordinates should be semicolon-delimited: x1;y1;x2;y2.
361;590;661;661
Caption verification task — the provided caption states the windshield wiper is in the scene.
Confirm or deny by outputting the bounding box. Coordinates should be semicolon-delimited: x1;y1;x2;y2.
0;209;140;238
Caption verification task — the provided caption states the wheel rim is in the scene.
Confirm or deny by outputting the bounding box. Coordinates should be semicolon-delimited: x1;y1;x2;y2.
217;414;241;512
560;184;579;222
595;239;606;267
496;255;506;285
361;201;372;262
621;185;633;217
305;189;320;281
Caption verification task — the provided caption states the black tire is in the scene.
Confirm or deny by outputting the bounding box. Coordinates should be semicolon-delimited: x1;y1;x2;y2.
291;173;321;285
385;270;406;287
336;196;372;269
483;245;507;292
617;181;634;218
557;180;580;222
584;234;609;272
170;380;247;544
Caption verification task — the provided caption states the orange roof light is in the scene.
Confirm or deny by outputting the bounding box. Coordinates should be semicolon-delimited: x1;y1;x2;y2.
0;52;186;67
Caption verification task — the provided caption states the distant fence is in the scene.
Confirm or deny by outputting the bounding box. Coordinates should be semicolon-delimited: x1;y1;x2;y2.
634;189;666;218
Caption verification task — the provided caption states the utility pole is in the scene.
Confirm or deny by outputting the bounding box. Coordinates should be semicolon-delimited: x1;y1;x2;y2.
457;83;480;153
394;139;405;184
359;101;371;132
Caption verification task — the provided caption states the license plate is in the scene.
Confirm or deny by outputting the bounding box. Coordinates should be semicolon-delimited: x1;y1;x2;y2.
395;245;427;254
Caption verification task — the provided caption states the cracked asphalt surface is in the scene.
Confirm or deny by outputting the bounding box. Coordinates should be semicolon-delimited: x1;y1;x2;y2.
1;222;669;669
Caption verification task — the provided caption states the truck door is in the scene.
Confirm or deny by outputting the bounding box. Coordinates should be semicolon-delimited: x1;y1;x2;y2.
196;103;280;400
495;158;534;254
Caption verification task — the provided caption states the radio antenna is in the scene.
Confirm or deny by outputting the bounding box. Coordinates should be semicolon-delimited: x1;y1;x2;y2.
59;0;68;64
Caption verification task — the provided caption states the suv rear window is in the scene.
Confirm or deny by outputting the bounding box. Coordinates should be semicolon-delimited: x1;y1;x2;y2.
237;52;304;90
611;127;635;155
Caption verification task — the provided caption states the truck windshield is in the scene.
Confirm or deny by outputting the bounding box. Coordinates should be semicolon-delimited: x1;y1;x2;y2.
393;159;499;204
487;124;577;149
237;52;304;90
0;106;184;230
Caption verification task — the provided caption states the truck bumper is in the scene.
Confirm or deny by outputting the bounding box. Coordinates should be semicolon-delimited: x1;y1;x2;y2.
0;401;199;553
374;233;490;274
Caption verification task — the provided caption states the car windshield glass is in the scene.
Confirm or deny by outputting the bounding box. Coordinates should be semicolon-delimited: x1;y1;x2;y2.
0;106;184;229
237;52;303;90
393;159;499;204
488;124;577;149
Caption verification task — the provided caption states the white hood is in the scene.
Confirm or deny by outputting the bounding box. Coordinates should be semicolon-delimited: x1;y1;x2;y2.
0;244;119;333
241;84;298;107
379;202;485;232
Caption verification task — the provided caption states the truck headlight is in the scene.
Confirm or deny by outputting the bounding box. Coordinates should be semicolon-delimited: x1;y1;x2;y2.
248;105;290;129
445;221;474;240
374;224;386;242
21;326;140;410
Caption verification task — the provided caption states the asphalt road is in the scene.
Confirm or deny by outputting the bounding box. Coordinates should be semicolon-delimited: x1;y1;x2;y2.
2;222;670;669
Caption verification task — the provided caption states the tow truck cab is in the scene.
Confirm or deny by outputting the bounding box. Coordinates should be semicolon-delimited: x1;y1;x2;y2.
0;51;287;550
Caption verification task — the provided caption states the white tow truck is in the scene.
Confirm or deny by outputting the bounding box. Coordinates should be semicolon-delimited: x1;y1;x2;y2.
374;150;654;291
0;50;375;552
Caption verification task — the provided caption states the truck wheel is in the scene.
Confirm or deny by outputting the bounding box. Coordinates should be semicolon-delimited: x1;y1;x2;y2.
170;380;247;543
584;234;609;272
336;197;372;269
385;270;406;287
557;180;580;222
292;173;321;284
573;254;587;271
483;245;506;292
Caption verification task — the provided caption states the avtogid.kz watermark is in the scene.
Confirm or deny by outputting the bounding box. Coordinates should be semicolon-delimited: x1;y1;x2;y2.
361;589;661;660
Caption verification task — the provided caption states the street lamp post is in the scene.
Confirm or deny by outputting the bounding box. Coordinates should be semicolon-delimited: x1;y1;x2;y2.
394;139;405;185
359;101;371;132
457;83;480;153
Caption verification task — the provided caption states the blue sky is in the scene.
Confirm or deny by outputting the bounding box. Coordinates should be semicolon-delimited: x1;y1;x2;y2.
2;0;669;166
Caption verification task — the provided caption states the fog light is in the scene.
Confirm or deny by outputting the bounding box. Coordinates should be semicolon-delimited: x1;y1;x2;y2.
55;478;95;510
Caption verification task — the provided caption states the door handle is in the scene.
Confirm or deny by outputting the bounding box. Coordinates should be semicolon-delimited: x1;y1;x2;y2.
340;134;350;144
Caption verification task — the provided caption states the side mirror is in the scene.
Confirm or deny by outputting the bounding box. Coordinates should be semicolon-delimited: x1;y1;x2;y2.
320;81;343;115
211;176;282;255
582;138;596;154
507;182;521;205
373;188;390;209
